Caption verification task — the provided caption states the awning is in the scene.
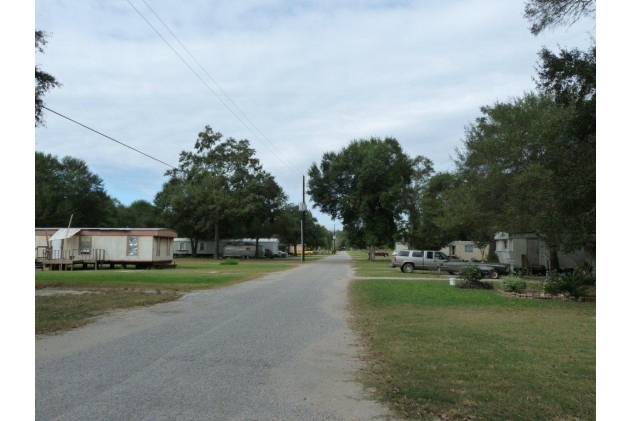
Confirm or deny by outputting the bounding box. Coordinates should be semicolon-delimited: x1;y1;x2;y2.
49;228;81;241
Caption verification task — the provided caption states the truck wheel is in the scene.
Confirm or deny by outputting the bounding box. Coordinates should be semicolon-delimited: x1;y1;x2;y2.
489;270;499;279
402;263;414;273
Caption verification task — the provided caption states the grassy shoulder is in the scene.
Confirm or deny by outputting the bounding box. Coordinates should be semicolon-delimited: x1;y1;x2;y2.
35;256;305;334
347;251;595;421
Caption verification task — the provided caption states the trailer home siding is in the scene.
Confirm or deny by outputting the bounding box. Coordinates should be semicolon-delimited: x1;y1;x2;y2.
35;228;177;269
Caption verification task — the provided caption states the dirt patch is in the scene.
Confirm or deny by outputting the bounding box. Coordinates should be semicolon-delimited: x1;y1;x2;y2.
35;289;100;296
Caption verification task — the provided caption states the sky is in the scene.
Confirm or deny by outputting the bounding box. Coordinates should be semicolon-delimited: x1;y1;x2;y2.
30;0;596;231
7;2;629;414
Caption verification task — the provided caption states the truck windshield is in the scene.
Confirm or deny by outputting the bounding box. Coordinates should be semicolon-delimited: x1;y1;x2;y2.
436;252;448;260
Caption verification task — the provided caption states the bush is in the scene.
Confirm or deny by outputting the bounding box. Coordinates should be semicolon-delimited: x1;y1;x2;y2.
486;252;499;263
542;269;595;298
460;265;484;283
220;258;239;266
501;276;528;293
456;266;494;290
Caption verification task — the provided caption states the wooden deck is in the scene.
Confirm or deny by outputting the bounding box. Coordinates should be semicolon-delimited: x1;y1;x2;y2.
35;247;176;271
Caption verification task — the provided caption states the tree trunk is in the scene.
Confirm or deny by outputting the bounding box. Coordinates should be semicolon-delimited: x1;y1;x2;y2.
255;237;260;258
549;249;560;272
487;236;497;262
369;244;375;262
191;238;198;258
214;223;220;260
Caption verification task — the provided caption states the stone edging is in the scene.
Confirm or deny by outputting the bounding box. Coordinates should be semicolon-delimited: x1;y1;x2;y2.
497;290;596;302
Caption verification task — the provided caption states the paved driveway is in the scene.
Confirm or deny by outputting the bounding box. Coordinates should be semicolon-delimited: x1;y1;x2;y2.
36;252;396;421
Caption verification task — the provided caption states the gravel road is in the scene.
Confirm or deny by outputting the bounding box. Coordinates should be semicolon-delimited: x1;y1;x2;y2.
36;252;397;421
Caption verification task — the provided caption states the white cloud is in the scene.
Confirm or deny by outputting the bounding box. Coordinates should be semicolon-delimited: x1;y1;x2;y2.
34;0;595;229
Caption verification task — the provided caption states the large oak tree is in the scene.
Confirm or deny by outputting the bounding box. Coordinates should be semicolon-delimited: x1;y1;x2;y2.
307;137;425;260
155;126;286;258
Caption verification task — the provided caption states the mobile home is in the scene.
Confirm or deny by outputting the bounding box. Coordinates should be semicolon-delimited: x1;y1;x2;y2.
440;241;490;261
35;228;177;270
494;232;595;274
174;238;279;258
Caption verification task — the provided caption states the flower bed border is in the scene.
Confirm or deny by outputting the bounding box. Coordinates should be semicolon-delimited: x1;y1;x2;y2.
497;290;596;302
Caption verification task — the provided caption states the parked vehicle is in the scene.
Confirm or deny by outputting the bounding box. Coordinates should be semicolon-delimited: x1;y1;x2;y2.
438;259;509;279
390;250;450;273
223;243;265;259
293;245;315;255
370;250;389;257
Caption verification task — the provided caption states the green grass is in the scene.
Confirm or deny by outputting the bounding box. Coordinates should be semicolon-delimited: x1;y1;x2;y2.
36;257;302;291
35;257;303;334
349;278;596;421
36;291;181;334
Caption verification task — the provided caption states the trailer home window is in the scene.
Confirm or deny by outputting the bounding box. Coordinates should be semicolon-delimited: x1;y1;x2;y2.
179;242;187;251
80;236;91;254
127;236;138;256
155;238;161;256
167;239;171;255
465;245;474;253
200;242;205;251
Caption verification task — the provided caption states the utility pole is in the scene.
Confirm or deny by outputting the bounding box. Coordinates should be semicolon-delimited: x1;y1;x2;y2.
300;175;306;262
333;224;336;254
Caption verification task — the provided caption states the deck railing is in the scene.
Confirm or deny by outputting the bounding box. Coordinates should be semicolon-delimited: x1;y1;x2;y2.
36;248;106;262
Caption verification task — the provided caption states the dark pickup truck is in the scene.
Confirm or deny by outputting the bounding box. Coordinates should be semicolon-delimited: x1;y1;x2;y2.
439;259;509;279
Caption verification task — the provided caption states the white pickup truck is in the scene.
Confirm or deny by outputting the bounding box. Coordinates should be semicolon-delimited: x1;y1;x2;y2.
390;250;449;273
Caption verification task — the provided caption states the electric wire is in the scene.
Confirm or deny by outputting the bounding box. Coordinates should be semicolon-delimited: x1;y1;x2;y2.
140;0;300;176
42;106;178;170
127;0;301;177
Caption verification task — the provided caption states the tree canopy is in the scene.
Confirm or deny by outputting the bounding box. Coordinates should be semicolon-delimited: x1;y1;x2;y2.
35;152;116;227
35;30;61;128
307;137;425;259
524;0;595;35
155;126;287;258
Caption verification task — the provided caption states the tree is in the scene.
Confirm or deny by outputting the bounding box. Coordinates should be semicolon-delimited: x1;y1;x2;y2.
35;152;116;227
533;42;596;258
155;126;284;258
238;170;287;257
307;137;422;261
35;30;61;127
113;200;159;228
409;172;468;250
401;156;435;248
272;204;325;254
453;93;595;269
524;0;595;35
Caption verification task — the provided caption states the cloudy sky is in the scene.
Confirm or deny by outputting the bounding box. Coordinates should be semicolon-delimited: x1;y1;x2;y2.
33;0;595;230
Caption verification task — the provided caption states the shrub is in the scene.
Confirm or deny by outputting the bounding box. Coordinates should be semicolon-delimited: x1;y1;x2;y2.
486;252;499;263
456;266;494;290
220;258;239;266
501;276;528;293
460;265;484;283
542;269;595;298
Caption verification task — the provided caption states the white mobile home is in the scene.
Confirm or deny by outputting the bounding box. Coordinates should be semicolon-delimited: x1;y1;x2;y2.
440;241;490;261
174;238;279;258
494;232;595;274
173;238;232;257
35;228;177;270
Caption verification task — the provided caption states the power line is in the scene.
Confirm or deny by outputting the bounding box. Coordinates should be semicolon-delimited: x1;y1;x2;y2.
139;0;301;176
127;0;302;177
42;106;178;170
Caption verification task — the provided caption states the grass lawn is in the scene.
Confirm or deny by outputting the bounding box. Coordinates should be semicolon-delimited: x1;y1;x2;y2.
35;256;311;334
348;251;596;421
